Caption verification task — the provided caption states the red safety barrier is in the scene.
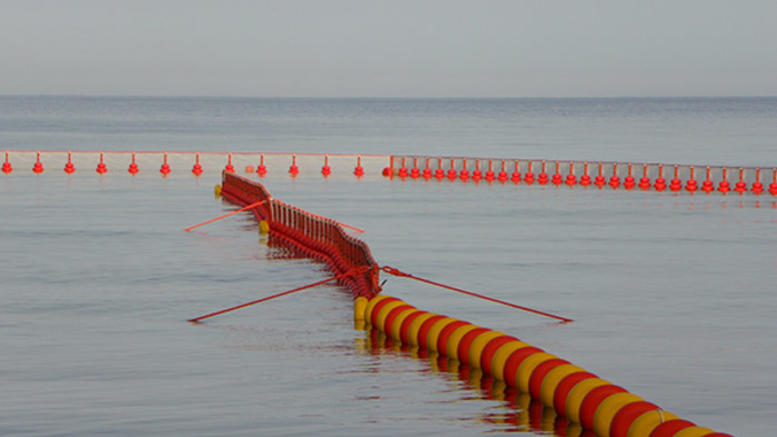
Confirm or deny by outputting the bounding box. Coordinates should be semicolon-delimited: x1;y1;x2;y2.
219;172;379;300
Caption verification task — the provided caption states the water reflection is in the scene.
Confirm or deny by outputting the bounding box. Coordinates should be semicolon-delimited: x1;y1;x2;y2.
357;328;595;436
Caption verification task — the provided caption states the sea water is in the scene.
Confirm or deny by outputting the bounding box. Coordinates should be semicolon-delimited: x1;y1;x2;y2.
1;96;776;436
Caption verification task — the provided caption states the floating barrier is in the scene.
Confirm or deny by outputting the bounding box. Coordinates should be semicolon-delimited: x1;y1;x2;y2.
205;173;733;436
3;150;775;198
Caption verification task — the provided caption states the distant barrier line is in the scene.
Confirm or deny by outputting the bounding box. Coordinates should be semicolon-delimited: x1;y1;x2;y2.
207;172;733;437
3;150;776;196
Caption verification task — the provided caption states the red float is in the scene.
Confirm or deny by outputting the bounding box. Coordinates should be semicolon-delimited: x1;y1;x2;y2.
410;158;420;178
638;163;651;190
2;151;12;174
398;157;408;178
565;162;576;186
654;164;666;191
701;167;714;193
459;159;470;181
382;156;394;177
670;165;682;191
64;151;75;174
524;161;534;184
752;168;764;194
191;153;202;176
538;161;549;185
734;168;746;193
718;168;731;193
497;160;508;183
434;158;444;179
609;163;621;189
594;163;606;188
770;168;777;195
288;155;299;177
485;160;495;182
354;155;365;177
511;160;521;183
257;154;267;177
128;152;139;175
685;167;698;192
159;153;171;176
422;158;432;179
447;159;457;180
321;155;331;177
623;164;635;190
580;162;591;186
472;160;482;181
551;161;563;185
33;151;44;174
224;153;234;173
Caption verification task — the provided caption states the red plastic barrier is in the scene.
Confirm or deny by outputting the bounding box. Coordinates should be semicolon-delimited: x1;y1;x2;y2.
219;172;379;300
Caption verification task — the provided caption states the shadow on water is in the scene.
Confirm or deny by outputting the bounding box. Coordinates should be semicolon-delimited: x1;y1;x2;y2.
357;328;595;437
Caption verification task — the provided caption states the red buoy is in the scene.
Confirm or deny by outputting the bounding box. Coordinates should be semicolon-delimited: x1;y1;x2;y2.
609;163;620;189
472;160;482;181
511;160;521;183
320;155;331;177
594;163;606;188
224;153;234;173
1;152;12;174
191;153;202;176
623;163;635;190
288;155;299;177
580;162;591;186
422;158;432;179
701;167;714;193
96;152;108;174
32;151;44;174
447;159;457;180
769;168;777;195
459;159;470;181
551;161;563;185
485;160;495;182
752;168;764;195
434;158;444;179
538;161;548;185
160;153;171;176
497;160;508;183
382;156;394;177
718;168;731;193
565;161;576;186
128;152;139;175
734;168;746;194
64;151;75;174
257;154;267;177
638;163;651;190
524;161;534;184
354;156;365;177
654;164;666;191
685;166;698;192
398;157;408;178
670;165;682;191
410;158;420;178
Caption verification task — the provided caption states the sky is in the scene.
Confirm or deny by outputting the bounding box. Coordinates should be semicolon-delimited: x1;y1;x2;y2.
1;0;775;97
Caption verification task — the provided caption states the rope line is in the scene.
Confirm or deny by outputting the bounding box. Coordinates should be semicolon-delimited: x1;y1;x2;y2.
380;266;573;323
188;266;369;322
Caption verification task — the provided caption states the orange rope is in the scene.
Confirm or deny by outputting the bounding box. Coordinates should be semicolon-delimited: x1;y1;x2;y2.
188;266;369;322
184;200;266;232
381;265;573;323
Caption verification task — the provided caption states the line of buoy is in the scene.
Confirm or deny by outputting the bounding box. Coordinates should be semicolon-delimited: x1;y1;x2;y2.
355;294;732;437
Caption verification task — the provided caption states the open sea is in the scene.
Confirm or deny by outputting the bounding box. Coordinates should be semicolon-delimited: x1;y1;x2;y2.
1;96;776;436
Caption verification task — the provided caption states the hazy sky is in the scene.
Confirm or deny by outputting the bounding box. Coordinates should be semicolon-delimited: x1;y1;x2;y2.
1;0;775;97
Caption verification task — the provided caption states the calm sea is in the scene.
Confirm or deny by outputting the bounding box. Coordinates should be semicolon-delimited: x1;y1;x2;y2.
1;96;776;436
